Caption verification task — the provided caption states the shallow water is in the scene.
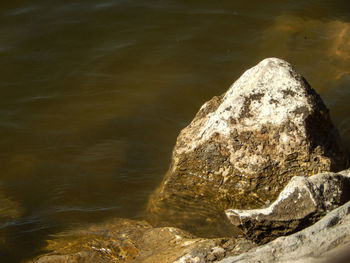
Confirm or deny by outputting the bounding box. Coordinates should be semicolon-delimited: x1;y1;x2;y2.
0;0;350;261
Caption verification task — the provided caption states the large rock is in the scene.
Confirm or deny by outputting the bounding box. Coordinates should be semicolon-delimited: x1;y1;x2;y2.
218;200;350;263
148;58;348;234
226;170;350;244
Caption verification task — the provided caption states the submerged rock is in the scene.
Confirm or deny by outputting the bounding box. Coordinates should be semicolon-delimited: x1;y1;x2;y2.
28;218;255;263
226;170;350;244
148;58;348;233
218;200;350;263
28;172;350;263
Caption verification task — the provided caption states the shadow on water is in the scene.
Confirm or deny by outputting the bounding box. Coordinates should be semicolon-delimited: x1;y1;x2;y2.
325;74;350;152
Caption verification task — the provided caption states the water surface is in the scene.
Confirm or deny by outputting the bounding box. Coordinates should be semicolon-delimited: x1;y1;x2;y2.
0;0;350;261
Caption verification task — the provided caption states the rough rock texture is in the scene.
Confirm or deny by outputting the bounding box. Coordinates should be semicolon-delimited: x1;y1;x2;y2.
226;170;350;244
148;58;348;234
218;200;350;263
28;218;255;263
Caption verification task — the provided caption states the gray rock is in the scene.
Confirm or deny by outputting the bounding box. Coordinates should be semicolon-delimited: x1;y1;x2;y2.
226;171;350;244
148;58;348;234
218;200;350;263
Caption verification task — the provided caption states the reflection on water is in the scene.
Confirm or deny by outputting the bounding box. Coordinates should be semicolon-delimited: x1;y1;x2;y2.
0;188;23;221
261;15;350;85
0;0;350;262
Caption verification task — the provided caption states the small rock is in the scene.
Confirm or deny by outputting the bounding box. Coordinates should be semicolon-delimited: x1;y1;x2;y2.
226;171;350;243
218;200;350;263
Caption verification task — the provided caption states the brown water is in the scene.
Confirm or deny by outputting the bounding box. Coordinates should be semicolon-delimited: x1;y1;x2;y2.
0;0;350;262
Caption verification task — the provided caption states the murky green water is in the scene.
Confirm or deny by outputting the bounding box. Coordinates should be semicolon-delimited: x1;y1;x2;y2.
0;0;350;261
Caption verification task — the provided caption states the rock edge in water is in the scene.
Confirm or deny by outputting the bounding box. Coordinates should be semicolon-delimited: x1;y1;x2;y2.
148;57;348;235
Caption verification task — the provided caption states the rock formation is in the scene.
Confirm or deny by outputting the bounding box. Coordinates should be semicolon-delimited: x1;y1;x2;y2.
148;58;348;233
226;170;350;244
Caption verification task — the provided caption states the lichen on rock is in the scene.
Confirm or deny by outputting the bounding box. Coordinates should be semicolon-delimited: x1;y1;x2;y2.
148;58;348;235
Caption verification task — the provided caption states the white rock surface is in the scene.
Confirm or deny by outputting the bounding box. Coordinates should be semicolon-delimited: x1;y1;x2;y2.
219;200;350;263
